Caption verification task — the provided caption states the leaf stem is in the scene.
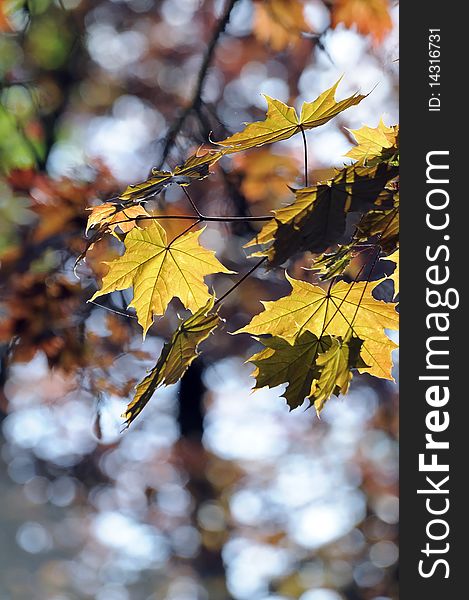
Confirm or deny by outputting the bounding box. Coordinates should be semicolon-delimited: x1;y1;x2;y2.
299;125;309;187
215;257;267;306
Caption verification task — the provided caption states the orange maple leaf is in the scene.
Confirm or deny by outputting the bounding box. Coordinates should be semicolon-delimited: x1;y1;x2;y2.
253;0;310;51
331;0;393;45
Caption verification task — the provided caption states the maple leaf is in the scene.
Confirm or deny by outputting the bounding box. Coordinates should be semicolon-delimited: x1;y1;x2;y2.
86;203;151;234
215;79;366;153
123;298;220;427
249;332;368;413
346;119;399;166
236;275;398;379
331;0;393;45
249;332;332;410
246;163;398;265
310;335;369;413
118;151;223;204
309;337;351;413
90;221;233;337
253;0;309;51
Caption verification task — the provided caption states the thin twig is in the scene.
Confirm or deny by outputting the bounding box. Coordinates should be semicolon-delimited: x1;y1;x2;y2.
108;213;274;228
215;257;267;306
181;187;202;217
89;300;137;320
168;218;203;246
156;0;239;169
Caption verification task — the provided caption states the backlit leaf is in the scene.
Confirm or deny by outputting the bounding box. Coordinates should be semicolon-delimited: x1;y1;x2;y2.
346;119;399;165
236;274;398;379
118;151;223;204
90;221;233;337
308;336;366;414
249;332;368;414
309;337;351;414
216;79;366;153
249;332;332;410
86;203;151;234
123;298;220;427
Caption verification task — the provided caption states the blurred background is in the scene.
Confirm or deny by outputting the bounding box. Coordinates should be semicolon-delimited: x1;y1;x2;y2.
0;0;399;599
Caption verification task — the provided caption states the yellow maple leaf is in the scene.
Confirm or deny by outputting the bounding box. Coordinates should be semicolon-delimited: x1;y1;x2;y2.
123;298;220;426
90;221;233;336
310;337;352;414
118;150;224;203
237;274;398;379
216;78;366;153
346;119;399;165
253;0;309;51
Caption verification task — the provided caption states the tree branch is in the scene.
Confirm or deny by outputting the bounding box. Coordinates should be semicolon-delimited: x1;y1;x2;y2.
108;213;274;228
156;0;239;169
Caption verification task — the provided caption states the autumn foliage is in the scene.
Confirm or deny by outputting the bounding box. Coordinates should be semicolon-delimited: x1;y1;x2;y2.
0;1;398;597
84;79;399;427
1;0;398;427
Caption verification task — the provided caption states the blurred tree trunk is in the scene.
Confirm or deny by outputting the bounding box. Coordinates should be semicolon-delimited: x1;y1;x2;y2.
177;362;234;599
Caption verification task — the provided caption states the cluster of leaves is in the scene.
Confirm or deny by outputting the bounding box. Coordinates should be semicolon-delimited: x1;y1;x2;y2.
86;79;399;427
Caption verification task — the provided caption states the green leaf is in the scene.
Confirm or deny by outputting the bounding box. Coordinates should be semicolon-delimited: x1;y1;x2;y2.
249;332;369;414
249;332;332;410
123;299;221;427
